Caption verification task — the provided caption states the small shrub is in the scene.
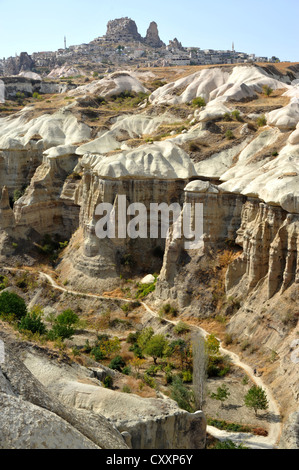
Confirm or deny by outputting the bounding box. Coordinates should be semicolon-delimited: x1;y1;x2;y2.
182;370;193;383
47;309;79;341
109;355;126;372
214;440;248;449
122;385;131;393
257;114;267;127
122;366;131;376
225;129;235;140
223;112;232;122
103;375;113;388
191;96;206;108
174;321;190;335
135;279;157;299
224;333;233;345
231;110;242;121
262;85;273;97
143;373;157;389
0;275;9;290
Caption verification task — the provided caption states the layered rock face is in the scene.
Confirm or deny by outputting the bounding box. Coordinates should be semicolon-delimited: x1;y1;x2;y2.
225;200;299;299
73;142;193;279
155;181;245;304
2;76;69;100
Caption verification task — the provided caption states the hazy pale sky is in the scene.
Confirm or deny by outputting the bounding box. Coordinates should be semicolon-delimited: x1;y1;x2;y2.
0;0;298;61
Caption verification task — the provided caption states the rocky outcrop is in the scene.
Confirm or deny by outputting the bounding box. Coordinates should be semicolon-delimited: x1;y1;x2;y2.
2;52;34;76
279;412;299;449
22;348;206;450
168;38;184;51
0;336;128;449
14;145;80;237
149;65;291;106
68;71;148;98
105;17;143;43
144;22;165;48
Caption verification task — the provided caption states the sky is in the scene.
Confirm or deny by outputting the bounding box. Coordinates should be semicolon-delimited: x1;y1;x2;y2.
0;0;298;62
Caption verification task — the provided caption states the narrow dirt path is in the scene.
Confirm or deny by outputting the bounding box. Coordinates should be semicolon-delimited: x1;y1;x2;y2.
3;266;283;448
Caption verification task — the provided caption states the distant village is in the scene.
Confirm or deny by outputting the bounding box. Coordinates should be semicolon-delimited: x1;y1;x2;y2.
0;17;280;76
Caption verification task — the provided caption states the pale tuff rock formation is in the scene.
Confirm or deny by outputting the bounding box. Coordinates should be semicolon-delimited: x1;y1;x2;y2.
149;65;290;106
0;106;90;199
21;348;206;449
78;141;197;180
68;71;148;98
76;112;178;155
266;97;299;129
0;339;128;449
144;22;165;49
47;65;85;79
218;128;299;214
156;181;245;298
18;71;42;81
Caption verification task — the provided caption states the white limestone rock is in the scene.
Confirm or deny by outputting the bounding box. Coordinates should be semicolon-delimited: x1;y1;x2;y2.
80;141;197;180
140;274;156;284
69;71;148;98
266;98;299;130
149;65;289;106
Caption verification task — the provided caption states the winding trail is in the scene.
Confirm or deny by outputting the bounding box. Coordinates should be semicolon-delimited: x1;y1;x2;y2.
3;266;283;449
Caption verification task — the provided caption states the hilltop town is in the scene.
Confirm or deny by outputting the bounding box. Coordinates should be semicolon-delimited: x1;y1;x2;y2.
0;17;280;77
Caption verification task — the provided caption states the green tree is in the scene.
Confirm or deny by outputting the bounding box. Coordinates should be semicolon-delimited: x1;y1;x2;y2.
210;384;230;408
170;376;195;412
143;334;169;364
19;306;46;335
244;385;269;416
137;327;154;350
47;309;80;341
56;309;79;327
0;291;27;321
